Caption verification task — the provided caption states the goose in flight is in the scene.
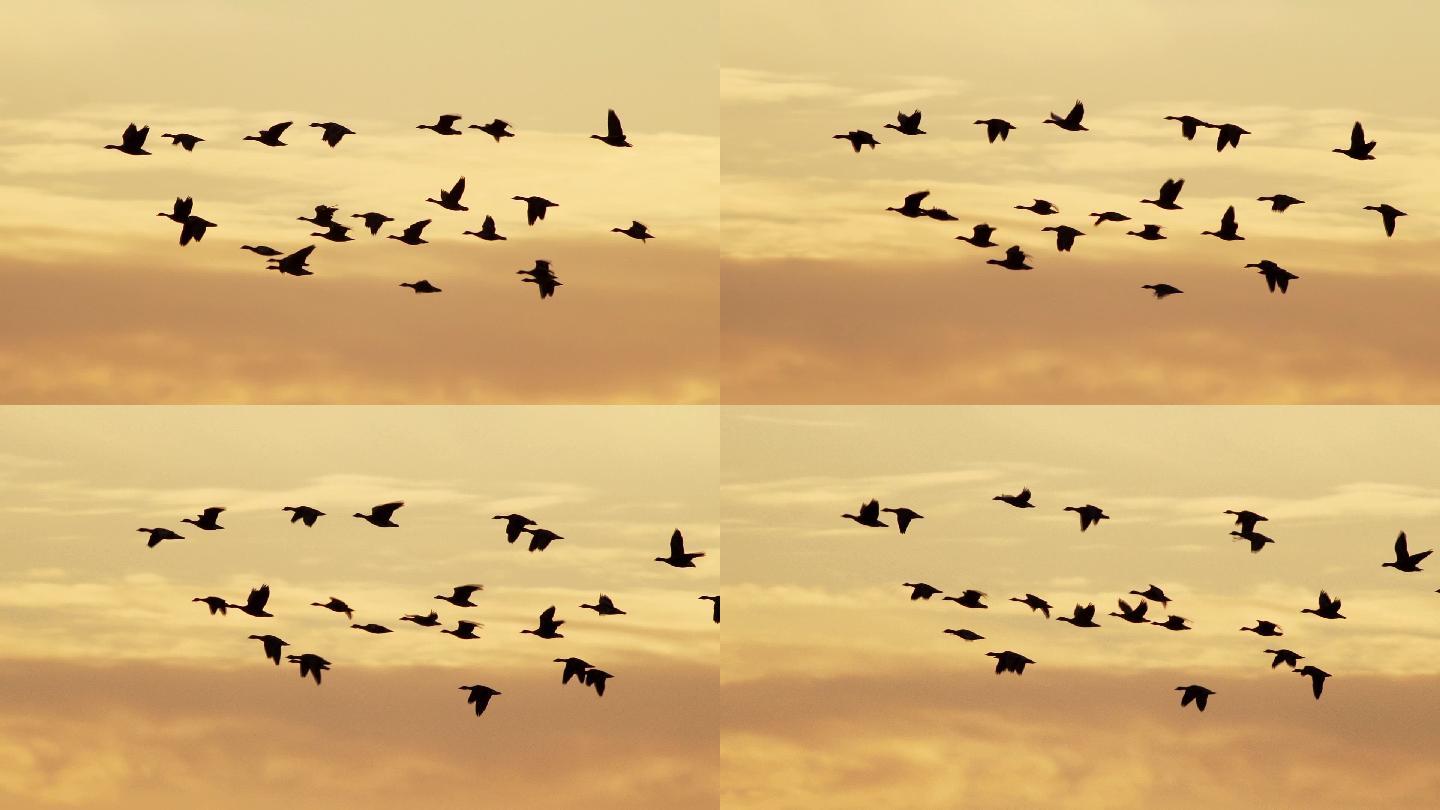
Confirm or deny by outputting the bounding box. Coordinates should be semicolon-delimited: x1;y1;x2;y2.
1152;615;1191;631
298;205;339;228
524;527;563;552
417;115;464;135
459;685;501;716
1333;121;1376;160
230;585;273;618
244;121;292;147
974;118;1016;142
1010;593;1052;618
955;223;997;247
512;195;558;225
1301;590;1345;620
179;216;217;246
986;650;1035;675
309;121;354;147
182;507;226;531
193;596;229;615
268;245;316;276
903;582;943;601
287;653;331;685
469;119;514;141
442;620;483;640
1142;283;1183;299
833;130;879;152
249;634;289;664
387;220;431;246
943;589;988;609
1383;531;1432;572
354;501;404;527
884;110;926;135
700;595;720;623
1142;178;1185;210
435;585;484;607
1056;603;1100;627
241;245;283;256
311;222;354;243
1043;100;1087;131
881;506;924;534
1231;530;1276;553
842;499;888;528
1041;225;1085;252
351;623;393;634
656;529;705;567
1241;619;1283;637
105;123;151;155
1225;510;1268;534
1295;665;1330;699
463;215;506;241
612;221;654;242
1015;199;1059;215
986;245;1032;270
1202;206;1244;240
887;190;932;218
427;177;469;212
161;132;203;151
158;197;193;224
1091;211;1131;226
943;628;984;641
493;514;537;543
1176;685;1214;712
1258;194;1304;212
1127;224;1166;241
351;212;394;235
994;488;1035;508
400;610;442;627
400;280;442;294
1212;123;1249;152
554;657;593;685
580;594;626;615
1109;598;1148;624
583;668;614;696
138;527;183;548
311;597;354;620
1128;584;1171;606
1247;260;1298;294
1265;648;1303;669
592;109;632;147
1164;115;1211;140
521;606;565;639
1363;204;1406;237
1064;504;1109;531
517;260;562;299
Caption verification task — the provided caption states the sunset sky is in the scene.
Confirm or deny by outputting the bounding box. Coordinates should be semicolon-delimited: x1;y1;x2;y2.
723;407;1440;807
0;407;718;809
0;1;717;404
722;1;1440;403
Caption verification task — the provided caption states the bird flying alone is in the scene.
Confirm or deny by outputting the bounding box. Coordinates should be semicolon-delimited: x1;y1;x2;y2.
1043;100;1087;131
1142;178;1184;210
138;527;183;548
1142;283;1183;299
987;650;1035;675
182;507;225;531
842;499;887;528
994;488;1035;508
427;177;468;211
592;109;632;147
1247;260;1298;294
880;507;923;534
417;115;463;135
460;685;501;717
268;245;316;277
400;280;442;294
354;501;403;527
656;529;705;567
1334;121;1376;160
463;215;506;241
105;123;151;155
955;223;997;247
1363;204;1406;237
833;130;879;152
513;196;558;226
884;110;925;135
162;132;203;151
310;121;354;147
612;221;653;242
1177;685;1214;712
469;119;514;141
1383;531;1432;572
1064;504;1109;531
244;121;292;147
974;118;1016;143
1202;205;1244;240
987;245;1032;271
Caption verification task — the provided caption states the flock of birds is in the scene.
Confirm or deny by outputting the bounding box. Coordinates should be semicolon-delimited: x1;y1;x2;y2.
842;489;1436;711
137;503;714;719
836;101;1406;297
107;110;653;299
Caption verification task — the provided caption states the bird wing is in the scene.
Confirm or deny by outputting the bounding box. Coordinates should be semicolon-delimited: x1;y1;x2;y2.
1350;121;1365;150
266;122;293;138
404;220;430;239
607;109;625;139
1066;100;1084;124
1221;206;1236;229
457;620;476;633
598;594;615;609
450;177;466;198
438;115;461;128
202;507;224;521
539;605;557;623
482;215;497;233
175;197;193;219
248;585;270;610
372;501;404;521
902;190;930;208
1005;246;1024;262
455;584;482;599
1395;531;1409;559
670;529;686;556
1076;604;1095;622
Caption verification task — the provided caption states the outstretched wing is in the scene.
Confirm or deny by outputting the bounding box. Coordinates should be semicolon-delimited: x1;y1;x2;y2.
247;584;270;611
1350;121;1366;150
670;529;686;557
902;190;931;208
606;109;625;140
450;176;466;198
404;220;430;239
1066;100;1084;125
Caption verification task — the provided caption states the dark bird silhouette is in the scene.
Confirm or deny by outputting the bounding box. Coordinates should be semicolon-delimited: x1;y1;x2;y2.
1265;648;1303;669
179;215;217;246
943;628;985;641
881;507;923;534
522;527;564;552
312;222;353;243
1142;178;1185;210
903;582;943;600
299;205;339;228
417;115;463;135
613;221;654;242
656;529;705;567
1241;619;1283;637
512;195;558;225
842;499;887;528
1110;598;1148;623
1363;204;1406;237
311;597;354;620
987;650;1035;675
268;245;316;276
493;514;537;543
580;594;626;616
1177;684;1214;712
459;685;501;716
1258;194;1304;212
287;653;331;685
351;623;393;634
955;223;998;247
700;595;720;623
161;132;203;151
400;279;442;294
582;668;614;696
1295;665;1330;699
351;212;393;235
521;605;565;639
1164;115;1211;140
230;585;273;618
241;244;283;256
1129;584;1171;607
925;207;959;221
517;260;562;299
400;610;442;627
1127;224;1166;241
244;121;291;147
193;596;229;615
1225;510;1268;534
309;121;354;147
1042;224;1085;252
1010;593;1052;618
554;657;593;685
592;109;632;147
994;488;1035;508
987;245;1032;271
249;634;289;664
182;507;225;531
435;585;484;607
138;527;183;548
105;123;151;155
887;190;932;218
1301;590;1345;620
158;196;193;223
1043;100;1087;131
1153;615;1191;632
1056;603;1100;627
884;110;926;135
1231;530;1276;553
442;620;482;639
974;118;1016;142
1383;531;1432;572
1212;123;1249;152
464;215;507;241
354;501;403;527
1333;121;1376;160
1142;283;1183;299
1064;504;1109;531
1247;260;1298;294
943;589;989;609
427;177;469;211
833;130;879;152
1091;211;1131;226
1202;205;1244;240
387;219;431;246
1015;199;1058;215
469;119;514;141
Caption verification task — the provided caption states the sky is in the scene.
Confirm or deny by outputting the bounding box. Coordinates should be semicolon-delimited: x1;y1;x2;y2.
722;407;1440;808
722;1;1440;403
0;1;717;404
0;406;719;809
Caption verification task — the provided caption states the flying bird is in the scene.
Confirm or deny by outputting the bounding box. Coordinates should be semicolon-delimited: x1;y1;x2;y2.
179;215;217;246
517;260;562;299
1056;603;1100;627
1129;584;1171;607
580;594;626;616
1363;204;1406;237
427;177;469;211
1142;283;1183;299
469;119;515;141
612;221;654;242
1142;178;1185;210
299;205;339;228
903;582;943;601
591;109;632;147
311;222;353;243
880;506;923;534
1247;260;1298;294
1258;194;1304;212
1009;593;1052;618
493;514;537;543
884;110;925;135
463;215;506;241
354;501;404;527
193;596;229;615
310;121;354;147
1127;224;1166;241
244;121;292;147
1333;121;1376;160
351;623;393;634
157;197;193;223
1301;590;1345;620
249;634;289;665
387;220;431;245
441;620;483;640
521;605;565;639
435;585;484;607
987;650;1035;675
459;685;501;716
955;223;998;247
351;212;394;235
523;527;564;551
1231;530;1276;553
181;507;225;531
1383;531;1432;572
1015;199;1058;215
400;280;442;294
1152;615;1191;632
161;132;203;151
287;653;331;685
1265;648;1303;669
1241;619;1283;637
1225;510;1268;534
942;590;988;609
400;610;442;627
986;245;1032;271
974;118;1016;142
1295;665;1331;699
1164;115;1211;140
700;595;720;623
512;195;558;225
1202;205;1244;241
417;115;464;135
887;190;932;218
833;130;879;152
1064;504;1109;531
230;585;273;618
105;123;151;155
1109;598;1149;624
1043;100;1087;131
1091;211;1131;226
1041;224;1085;252
554;657;593;685
267;245;317;276
138;527;183;548
842;499;887;528
994;488;1035;508
582;668;614;696
311;597;354;620
1177;684;1214;712
1212;122;1249;151
943;628;984;641
656;529;705;567
241;244;283;256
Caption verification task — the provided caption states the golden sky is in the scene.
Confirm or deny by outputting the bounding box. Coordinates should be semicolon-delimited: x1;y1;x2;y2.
723;407;1440;807
722;1;1440;403
0;406;718;809
0;1;717;404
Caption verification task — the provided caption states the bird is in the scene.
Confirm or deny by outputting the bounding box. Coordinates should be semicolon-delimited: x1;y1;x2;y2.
1363;204;1406;237
656;529;705;567
512;195;558;226
986;246;1032;271
157;197;193;224
1091;211;1131;226
435;585;484;607
1265;648;1303;669
1129;584;1171;607
1202;206;1244;240
1241;620;1283;637
591;109;632;147
554;657;593;685
1225;510;1268;534
426;177;469;211
833;130;879;152
493;514;537;543
1258;194;1304;212
241;244;283;256
880;507;923;534
309;122;353;147
400;280;442;294
230;585;273;618
267;245;316;276
179;216;217;246
522;527;564;552
612;221;654;242
943;590;988;609
884;110;925;135
1247;260;1298;294
1333;121;1376;160
1109;599;1148;624
1142;284;1183;299
287;653;331;685
842;500;887;528
1295;665;1331;699
1056;603;1100;627
249;634;289;664
903;582;942;600
700;595;720;624
244;122;291;147
887;190;932;218
1015;199;1058;215
161;132;203;151
351;212;394;235
192;596;229;615
1383;531;1432;572
387;220;431;246
299;205;339;228
1009;593;1052;618
993;488;1035;508
924;206;960;221
1212;123;1249;152
138;527;183;548
1127;224;1166;241
1164;115;1211;140
943;628;984;641
400;610;442;627
311;222;353;243
105;123;151;155
354;501;403;527
1041;225;1085;252
1152;615;1191;632
987;650;1035;675
351;623;393;634
974;118;1016;142
1176;685;1214;712
459;685;501;716
417;115;464;135
1301;591;1345;620
1043;100;1087;131
468;119;514;141
1231;530;1276;553
442;620;483;639
517;260;562;299
582;668;614;696
181;507;225;531
580;594;626;616
463;215;506;241
955;223;998;247
521;606;565;639
1142;178;1185;210
311;597;354;620
1064;504;1109;531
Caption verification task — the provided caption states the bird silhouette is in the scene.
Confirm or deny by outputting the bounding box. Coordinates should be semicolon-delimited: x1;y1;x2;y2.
987;245;1032;270
1015;199;1059;215
1056;603;1100;627
298;205;339;228
354;501;403;527
943;589;988;609
1177;685;1214;712
193;596;229;615
1258;194;1304;213
1212;123;1249;152
1041;225;1085;252
493;514;537;543
903;582;943;600
230;585;273;618
943;628;984;641
700;595;720;623
1009;593;1052;618
268;245;317;276
656;529;705;567
1246;260;1298;294
842;499;888;528
1264;648;1303;669
1363;204;1406;237
241;244;283;256
1225;510;1268;534
1301;590;1345;620
1231;530;1276;553
1142;178;1185;210
387;220;431;245
1333;121;1376;160
512;195;558;225
881;507;923;534
974;118;1016;142
833;130;879;152
161;132;203;151
351;623;393;634
955;223;998;247
244;122;292;147
1064;504;1109;531
993;488;1035;508
1142;283;1183;299
182;507;226;531
179;215;217;246
612;221;654;242
1152;615;1191;631
987;650;1035;675
427;177;469;211
1129;584;1171;607
1202;206;1244;240
884;110;926;135
522;605;565;639
1090;211;1131;226
157;196;193;223
137;527;183;548
105;123;151;155
1383;531;1432;572
311;222;353;243
311;597;354;620
582;668;614;696
351;212;394;235
1109;598;1149;623
522;527;564;552
463;215;507;241
459;685;501;716
580;594;627;616
592;109;632;147
1241;619;1283;637
468;119;515;141
249;634;289;664
400;610;442;627
1127;224;1166;241
1164;115;1212;140
287;653;331;684
925;207;959;221
887;190;933;218
309;122;354;147
518;260;562;299
400;280;442;294
442;620;483;639
1295;665;1331;699
417;115;464;135
1043;100;1087;131
435;585;484;607
554;657;593;685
